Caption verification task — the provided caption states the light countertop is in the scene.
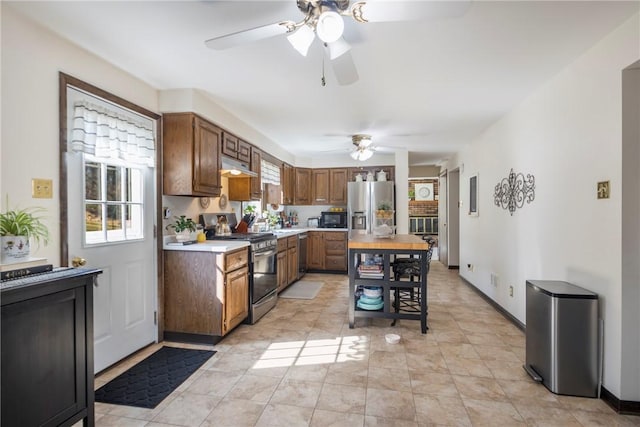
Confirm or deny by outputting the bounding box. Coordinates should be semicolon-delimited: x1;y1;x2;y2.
163;237;249;253
273;227;348;238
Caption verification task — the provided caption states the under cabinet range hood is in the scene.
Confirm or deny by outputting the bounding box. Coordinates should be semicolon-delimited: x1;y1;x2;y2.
220;157;257;178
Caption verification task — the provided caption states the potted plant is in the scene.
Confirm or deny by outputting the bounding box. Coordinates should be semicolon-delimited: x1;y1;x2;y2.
165;215;197;242
376;202;394;219
0;204;50;263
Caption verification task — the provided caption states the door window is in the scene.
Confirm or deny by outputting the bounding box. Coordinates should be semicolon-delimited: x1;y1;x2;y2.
84;154;144;245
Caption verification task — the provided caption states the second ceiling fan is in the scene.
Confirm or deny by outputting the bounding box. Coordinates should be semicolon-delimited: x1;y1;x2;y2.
205;0;470;86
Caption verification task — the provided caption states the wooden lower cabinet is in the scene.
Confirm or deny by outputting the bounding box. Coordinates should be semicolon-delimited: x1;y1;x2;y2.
277;250;288;292
277;236;300;293
287;236;298;286
307;231;347;272
307;231;324;270
164;248;249;341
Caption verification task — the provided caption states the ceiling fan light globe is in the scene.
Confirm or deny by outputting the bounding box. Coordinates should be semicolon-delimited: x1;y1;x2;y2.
328;37;351;60
287;24;315;56
316;11;344;43
360;148;374;161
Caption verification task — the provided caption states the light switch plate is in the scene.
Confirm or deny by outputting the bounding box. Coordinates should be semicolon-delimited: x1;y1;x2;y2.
597;181;610;199
32;178;53;198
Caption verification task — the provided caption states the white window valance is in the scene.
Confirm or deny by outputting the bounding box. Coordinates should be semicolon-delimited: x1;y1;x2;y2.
261;159;281;185
71;101;155;167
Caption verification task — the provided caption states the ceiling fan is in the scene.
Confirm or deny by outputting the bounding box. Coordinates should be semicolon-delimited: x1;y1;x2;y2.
351;134;377;161
205;0;470;86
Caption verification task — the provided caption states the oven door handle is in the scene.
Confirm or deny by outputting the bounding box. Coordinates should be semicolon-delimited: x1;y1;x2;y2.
252;248;277;261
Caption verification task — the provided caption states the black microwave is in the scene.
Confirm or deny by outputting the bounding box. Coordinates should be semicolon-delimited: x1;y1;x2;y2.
320;211;347;228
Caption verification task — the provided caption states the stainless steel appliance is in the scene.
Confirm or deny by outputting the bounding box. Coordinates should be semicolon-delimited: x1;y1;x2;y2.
298;232;308;279
347;181;395;234
319;211;347;228
199;213;278;324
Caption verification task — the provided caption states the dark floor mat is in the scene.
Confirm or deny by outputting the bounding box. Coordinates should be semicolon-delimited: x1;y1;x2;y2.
95;346;215;408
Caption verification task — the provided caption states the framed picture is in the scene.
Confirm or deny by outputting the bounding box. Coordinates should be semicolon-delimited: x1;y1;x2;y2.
414;183;434;201
469;174;478;216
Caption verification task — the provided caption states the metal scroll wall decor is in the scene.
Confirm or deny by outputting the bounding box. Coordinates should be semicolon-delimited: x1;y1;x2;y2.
493;168;536;215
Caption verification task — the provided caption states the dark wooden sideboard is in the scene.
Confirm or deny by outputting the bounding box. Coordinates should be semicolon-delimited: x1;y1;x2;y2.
1;267;101;427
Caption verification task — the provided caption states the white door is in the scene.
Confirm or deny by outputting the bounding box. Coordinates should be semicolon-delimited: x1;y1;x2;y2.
438;172;448;266
66;89;157;373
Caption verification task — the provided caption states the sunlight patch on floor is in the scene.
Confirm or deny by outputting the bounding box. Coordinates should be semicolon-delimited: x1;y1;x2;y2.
251;336;368;370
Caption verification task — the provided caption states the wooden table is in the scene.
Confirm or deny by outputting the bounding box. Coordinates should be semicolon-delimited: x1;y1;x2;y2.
348;234;430;333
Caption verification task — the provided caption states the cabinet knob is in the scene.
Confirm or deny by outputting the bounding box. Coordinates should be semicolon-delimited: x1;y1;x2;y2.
71;256;87;268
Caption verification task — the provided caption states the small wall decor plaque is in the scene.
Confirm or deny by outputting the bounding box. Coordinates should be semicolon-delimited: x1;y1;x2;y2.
494;168;536;215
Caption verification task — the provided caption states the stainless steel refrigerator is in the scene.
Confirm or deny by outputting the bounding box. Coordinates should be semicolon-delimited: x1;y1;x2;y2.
347;181;395;234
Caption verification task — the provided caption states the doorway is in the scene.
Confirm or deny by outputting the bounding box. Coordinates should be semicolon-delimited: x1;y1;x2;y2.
438;169;460;268
59;74;161;373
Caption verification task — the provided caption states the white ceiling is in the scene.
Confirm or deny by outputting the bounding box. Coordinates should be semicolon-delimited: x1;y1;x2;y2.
7;1;639;165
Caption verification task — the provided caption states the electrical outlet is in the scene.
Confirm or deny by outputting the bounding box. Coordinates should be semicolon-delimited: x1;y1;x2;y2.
32;178;53;199
491;273;499;287
509;285;514;297
163;207;171;219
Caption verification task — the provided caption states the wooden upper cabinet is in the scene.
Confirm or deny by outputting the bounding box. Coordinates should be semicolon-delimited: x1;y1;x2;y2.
312;169;329;205
329;168;348;204
294;167;311;205
237;140;251;164
250;147;262;200
222;132;238;158
282;163;294;205
222;131;251;163
163;112;222;197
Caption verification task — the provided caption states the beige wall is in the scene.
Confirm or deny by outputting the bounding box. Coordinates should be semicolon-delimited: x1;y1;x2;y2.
1;5;159;264
443;13;640;399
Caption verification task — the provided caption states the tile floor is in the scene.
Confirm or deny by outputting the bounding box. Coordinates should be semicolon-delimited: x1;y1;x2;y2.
92;262;640;427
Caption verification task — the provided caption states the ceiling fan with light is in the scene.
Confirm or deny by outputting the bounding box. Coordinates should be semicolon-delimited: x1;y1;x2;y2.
205;0;470;86
350;134;376;161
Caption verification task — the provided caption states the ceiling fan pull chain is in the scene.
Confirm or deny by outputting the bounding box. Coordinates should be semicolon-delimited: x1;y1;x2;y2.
321;49;326;87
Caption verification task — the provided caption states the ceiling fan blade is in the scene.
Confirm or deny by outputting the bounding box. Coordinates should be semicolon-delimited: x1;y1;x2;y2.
205;21;293;50
331;51;359;86
353;0;471;23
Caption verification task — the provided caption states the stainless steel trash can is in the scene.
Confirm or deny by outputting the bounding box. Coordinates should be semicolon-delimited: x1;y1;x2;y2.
524;280;599;397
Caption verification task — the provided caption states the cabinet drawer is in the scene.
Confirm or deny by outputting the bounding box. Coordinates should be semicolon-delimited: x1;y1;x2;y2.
225;248;248;271
325;240;346;254
325;255;347;271
324;232;346;241
287;236;298;249
277;238;288;252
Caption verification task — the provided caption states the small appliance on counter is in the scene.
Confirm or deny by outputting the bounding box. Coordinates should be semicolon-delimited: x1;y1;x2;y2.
307;217;319;228
319;210;347;228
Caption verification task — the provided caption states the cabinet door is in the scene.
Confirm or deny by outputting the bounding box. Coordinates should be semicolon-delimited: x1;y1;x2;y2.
223;266;249;334
277;250;288;292
329;168;348;204
307;232;324;270
1;287;88;427
250;147;262;200
287;246;298;285
294;168;312;205
193;117;222;196
312;169;330;205
237;139;251;163
222;132;238;158
282;163;294;205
